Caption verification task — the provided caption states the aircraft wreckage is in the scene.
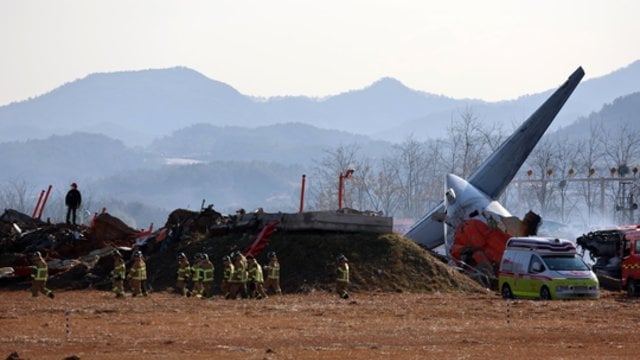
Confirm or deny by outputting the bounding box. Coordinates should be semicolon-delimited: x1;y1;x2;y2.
405;67;585;283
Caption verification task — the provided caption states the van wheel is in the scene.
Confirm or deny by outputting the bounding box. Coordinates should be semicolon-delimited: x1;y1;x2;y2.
540;286;552;300
628;280;637;297
501;284;513;299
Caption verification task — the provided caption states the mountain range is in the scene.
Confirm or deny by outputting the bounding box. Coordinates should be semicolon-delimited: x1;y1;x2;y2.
2;61;640;146
1;61;640;228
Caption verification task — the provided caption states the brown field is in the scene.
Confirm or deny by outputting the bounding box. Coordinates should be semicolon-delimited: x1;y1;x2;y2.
0;289;638;359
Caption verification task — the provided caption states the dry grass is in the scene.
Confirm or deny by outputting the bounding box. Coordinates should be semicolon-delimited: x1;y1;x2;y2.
0;289;638;359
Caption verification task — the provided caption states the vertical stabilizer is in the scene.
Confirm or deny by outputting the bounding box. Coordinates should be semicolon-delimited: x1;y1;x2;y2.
405;67;585;249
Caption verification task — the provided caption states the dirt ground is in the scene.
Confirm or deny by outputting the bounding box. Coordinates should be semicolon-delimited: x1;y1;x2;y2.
0;289;638;359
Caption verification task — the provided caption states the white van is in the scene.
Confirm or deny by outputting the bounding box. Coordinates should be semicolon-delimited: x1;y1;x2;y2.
498;237;599;300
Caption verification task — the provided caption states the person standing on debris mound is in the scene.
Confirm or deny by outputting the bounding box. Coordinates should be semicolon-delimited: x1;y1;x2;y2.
65;182;82;225
111;250;126;298
191;253;204;298
336;254;350;299
247;255;268;299
128;251;147;297
176;253;191;297
30;251;55;299
263;251;282;295
200;253;215;299
221;255;234;298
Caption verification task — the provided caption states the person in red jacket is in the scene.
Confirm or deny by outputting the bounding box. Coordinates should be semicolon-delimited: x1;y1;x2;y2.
65;182;82;225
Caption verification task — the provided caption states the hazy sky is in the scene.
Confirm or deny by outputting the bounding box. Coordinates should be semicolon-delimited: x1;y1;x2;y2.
1;0;639;106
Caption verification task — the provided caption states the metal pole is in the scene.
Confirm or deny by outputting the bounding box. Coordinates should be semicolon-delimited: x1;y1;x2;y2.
299;174;306;213
338;172;344;209
32;190;45;218
37;185;52;219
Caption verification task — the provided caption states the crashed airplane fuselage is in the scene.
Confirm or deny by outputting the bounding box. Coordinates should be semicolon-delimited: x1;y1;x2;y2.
404;67;585;266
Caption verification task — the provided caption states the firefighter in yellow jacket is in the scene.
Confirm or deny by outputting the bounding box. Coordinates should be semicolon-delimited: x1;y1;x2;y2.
336;254;350;299
128;251;147;297
200;254;215;299
227;252;245;299
247;255;268;299
176;252;191;297
221;255;233;298
191;253;203;298
111;250;126;298
30;252;54;299
263;251;282;295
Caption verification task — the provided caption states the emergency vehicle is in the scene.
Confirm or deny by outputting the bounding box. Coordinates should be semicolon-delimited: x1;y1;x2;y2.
498;237;599;300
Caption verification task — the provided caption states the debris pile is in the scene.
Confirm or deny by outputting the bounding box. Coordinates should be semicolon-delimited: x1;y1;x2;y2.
0;207;484;294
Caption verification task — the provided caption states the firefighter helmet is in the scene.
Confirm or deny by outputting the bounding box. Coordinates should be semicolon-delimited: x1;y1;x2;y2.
201;253;209;261
222;255;230;262
267;251;277;258
133;250;143;258
177;252;186;260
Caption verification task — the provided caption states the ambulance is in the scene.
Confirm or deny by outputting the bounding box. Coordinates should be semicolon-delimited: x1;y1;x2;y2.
498;237;599;300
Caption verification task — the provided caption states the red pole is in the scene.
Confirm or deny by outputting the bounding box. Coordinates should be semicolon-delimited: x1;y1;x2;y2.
148;223;154;233
299;174;306;213
37;185;52;219
338;172;344;209
32;190;45;218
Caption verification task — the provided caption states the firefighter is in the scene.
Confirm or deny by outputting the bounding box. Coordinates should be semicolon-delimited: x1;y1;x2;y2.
128;251;147;297
336;254;350;299
176;252;191;297
238;251;249;298
191;253;203;298
263;251;282;295
227;252;245;299
247;255;268;299
30;252;54;299
110;250;126;298
221;255;234;298
200;253;215;299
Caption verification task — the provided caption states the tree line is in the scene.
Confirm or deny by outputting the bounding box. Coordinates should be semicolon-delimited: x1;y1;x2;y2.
307;109;640;229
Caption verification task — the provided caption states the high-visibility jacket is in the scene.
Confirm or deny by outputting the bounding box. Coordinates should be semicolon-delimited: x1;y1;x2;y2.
130;261;147;281
223;263;234;282
192;263;202;282
229;263;245;283
31;260;48;281
201;261;214;282
177;262;191;281
239;256;248;283
248;263;264;283
266;262;280;280
337;263;349;283
112;259;126;280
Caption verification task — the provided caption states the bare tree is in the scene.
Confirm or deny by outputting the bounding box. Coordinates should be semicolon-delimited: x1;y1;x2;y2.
0;179;33;214
446;107;491;178
392;136;432;219
575;122;606;223
524;138;558;217
308;144;362;210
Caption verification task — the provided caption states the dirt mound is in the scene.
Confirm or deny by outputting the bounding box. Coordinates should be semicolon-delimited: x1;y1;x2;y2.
145;231;484;294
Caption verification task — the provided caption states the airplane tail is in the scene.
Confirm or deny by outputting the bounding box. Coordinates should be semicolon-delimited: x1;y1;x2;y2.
405;67;585;249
